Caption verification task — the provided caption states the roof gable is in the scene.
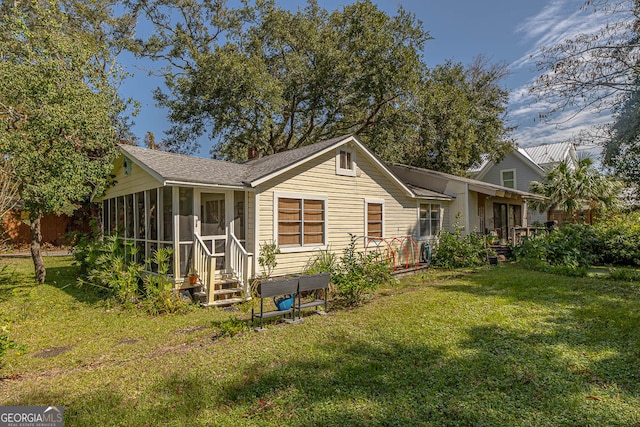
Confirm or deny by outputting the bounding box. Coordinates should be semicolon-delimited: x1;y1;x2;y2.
474;147;545;180
117;135;416;198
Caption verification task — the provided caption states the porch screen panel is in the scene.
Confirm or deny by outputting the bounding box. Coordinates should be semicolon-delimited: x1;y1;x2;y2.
367;203;383;238
148;189;158;240
137;191;145;239
117;196;124;233
179;187;194;241
278;198;301;246
125;194;134;238
161;187;172;241
109;198;116;234
102;200;108;234
303;199;324;245
509;205;522;227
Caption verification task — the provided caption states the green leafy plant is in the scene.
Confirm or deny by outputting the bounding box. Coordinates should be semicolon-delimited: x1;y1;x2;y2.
432;221;487;269
142;248;185;315
332;234;391;306
303;249;338;276
258;241;280;279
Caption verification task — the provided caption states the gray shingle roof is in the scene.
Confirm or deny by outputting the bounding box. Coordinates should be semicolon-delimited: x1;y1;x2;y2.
119;135;353;188
243;135;352;184
119;144;250;187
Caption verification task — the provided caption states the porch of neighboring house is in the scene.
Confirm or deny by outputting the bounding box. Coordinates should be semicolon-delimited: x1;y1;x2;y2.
101;186;253;307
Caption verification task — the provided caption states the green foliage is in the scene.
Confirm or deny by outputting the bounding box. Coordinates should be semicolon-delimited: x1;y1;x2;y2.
515;213;640;275
514;224;601;276
134;0;512;172
258;241;280;279
331;235;391;306
432;224;487;269
529;157;622;217
605;79;640;187
608;267;640;282
303;249;338;276
135;0;428;158
0;0;134;281
594;211;640;266
408;57;514;175
142;248;185;315
72;234;186;313
212;316;249;339
74;235;142;305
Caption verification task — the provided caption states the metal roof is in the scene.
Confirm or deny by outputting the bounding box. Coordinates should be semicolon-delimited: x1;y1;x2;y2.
524;142;573;167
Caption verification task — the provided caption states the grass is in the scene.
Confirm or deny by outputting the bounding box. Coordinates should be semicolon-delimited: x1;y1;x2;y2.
1;257;640;426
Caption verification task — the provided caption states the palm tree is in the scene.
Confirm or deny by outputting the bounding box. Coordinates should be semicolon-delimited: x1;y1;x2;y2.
529;157;622;222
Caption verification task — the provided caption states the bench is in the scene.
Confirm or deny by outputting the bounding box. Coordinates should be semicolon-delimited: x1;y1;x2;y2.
295;273;330;318
251;277;298;330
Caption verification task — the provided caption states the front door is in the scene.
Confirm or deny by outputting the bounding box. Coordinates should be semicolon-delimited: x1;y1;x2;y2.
196;191;230;272
493;203;508;242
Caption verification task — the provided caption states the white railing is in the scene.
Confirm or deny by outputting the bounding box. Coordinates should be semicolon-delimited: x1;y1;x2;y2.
194;232;216;304
229;233;253;296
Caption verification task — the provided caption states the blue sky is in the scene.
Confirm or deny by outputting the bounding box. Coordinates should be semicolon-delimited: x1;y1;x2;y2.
119;0;607;155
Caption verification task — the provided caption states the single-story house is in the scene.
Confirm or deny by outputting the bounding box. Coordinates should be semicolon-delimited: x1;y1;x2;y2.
99;135;544;305
390;165;546;243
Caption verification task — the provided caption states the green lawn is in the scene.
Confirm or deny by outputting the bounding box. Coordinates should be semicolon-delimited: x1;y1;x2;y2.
1;257;640;426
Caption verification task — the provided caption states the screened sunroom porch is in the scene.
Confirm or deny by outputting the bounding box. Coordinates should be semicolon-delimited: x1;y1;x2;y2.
100;186;253;305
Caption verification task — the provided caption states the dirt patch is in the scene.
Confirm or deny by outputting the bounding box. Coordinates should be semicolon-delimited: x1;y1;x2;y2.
117;338;140;345
33;346;73;358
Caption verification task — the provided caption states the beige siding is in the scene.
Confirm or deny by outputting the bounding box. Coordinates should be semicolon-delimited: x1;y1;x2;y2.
102;158;161;199
256;148;419;276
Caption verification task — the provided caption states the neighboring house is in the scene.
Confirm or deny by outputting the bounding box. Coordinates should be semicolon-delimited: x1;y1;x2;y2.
99;135;543;305
470;142;578;224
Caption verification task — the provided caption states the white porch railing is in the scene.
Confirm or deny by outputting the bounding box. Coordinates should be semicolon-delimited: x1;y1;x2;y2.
194;232;216;304
229;233;253;296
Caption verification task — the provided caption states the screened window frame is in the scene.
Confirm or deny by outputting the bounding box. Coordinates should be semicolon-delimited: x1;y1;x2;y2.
274;192;328;253
102;187;174;276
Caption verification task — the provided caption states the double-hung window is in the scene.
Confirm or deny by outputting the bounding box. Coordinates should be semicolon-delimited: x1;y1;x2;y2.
419;203;441;237
501;170;516;189
277;195;326;249
336;148;356;176
365;200;384;238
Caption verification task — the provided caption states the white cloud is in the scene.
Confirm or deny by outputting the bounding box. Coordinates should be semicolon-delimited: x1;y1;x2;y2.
507;0;631;150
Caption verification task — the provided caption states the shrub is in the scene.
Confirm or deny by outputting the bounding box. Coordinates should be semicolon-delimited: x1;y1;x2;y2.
331;235;392;306
594;212;640;266
303;249;338;276
432;224;487;269
513;224;598;276
141;248;186;315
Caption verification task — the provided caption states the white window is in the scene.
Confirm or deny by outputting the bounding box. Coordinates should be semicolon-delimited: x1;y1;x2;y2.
419;203;441;236
365;199;384;238
275;193;327;251
501;169;516;189
336;148;356;176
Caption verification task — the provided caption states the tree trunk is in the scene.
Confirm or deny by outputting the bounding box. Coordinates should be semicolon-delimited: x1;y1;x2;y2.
30;213;46;283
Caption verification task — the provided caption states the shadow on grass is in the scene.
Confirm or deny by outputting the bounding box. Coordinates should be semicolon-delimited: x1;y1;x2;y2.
44;265;107;305
9;266;640;425
12;328;640;426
